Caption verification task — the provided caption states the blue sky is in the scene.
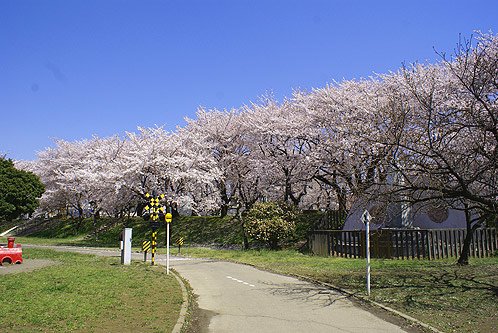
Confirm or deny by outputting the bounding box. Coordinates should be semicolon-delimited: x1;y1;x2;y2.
1;0;497;160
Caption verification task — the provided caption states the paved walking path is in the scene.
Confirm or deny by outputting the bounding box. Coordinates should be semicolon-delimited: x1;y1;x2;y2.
174;258;409;333
25;245;413;333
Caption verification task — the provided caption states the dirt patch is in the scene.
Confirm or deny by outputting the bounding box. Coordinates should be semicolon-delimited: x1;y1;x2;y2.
0;259;58;275
186;294;217;333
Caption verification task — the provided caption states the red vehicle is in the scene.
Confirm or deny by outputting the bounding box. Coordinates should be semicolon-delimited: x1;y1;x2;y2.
0;237;23;265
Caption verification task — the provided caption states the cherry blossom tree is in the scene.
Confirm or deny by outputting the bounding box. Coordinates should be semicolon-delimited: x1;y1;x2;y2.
182;108;248;216
23;32;496;262
372;33;498;264
34;136;127;235
240;96;320;207
302;78;394;212
124;125;223;216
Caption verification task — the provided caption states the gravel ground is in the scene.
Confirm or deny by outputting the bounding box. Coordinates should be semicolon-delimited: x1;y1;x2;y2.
0;259;58;275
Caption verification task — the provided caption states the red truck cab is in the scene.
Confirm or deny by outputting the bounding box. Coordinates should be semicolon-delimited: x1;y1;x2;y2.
0;237;23;265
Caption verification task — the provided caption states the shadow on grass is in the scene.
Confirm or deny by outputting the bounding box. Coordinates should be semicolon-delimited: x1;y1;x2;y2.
374;269;498;296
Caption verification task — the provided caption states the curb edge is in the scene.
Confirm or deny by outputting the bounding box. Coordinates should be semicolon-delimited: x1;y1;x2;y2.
171;269;190;333
290;273;446;333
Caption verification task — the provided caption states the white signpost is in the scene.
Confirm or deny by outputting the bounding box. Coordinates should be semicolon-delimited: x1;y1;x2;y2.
120;228;132;265
361;210;371;296
165;212;172;275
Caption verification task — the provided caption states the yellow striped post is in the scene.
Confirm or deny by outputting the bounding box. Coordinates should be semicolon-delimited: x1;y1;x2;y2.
142;240;151;262
151;231;157;265
176;237;184;254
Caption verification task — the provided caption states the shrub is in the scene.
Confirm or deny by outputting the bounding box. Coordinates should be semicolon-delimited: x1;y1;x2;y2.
245;202;297;250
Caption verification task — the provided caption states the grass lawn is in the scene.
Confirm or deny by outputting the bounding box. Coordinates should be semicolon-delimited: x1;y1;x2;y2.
0;248;183;333
176;247;497;333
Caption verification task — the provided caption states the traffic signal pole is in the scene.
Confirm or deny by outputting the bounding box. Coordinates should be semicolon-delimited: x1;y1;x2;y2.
142;193;172;272
143;192;166;266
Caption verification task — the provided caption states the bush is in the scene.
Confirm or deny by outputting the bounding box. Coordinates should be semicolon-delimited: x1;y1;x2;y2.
245;202;297;250
0;158;45;222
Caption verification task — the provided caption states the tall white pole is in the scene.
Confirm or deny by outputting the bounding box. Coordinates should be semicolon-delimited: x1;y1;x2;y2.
366;218;371;296
167;223;170;275
362;210;371;296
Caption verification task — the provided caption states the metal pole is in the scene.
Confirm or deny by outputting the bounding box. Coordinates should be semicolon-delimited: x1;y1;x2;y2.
361;209;371;296
166;223;170;274
366;218;371;296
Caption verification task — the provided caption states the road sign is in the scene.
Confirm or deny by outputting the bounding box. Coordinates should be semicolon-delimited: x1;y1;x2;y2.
165;213;172;223
142;240;151;252
144;192;166;223
176;237;184;255
361;210;371;224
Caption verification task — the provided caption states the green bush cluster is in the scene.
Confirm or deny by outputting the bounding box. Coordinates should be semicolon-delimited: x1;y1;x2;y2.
0;158;44;222
245;202;297;250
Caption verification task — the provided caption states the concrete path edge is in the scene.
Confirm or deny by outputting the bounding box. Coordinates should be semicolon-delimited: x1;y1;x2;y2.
171;269;190;333
209;258;445;333
291;273;446;333
253;261;445;333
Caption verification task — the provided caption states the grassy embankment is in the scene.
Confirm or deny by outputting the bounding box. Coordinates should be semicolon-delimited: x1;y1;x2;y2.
0;248;183;333
6;215;247;248
4;210;321;248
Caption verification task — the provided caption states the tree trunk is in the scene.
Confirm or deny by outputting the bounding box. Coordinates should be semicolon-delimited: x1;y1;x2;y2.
125;210;131;228
457;232;472;265
219;181;230;217
337;189;347;212
220;205;229;218
241;221;249;250
457;205;478;266
76;204;84;231
93;214;98;241
284;181;291;203
170;202;180;217
136;202;145;217
236;205;249;250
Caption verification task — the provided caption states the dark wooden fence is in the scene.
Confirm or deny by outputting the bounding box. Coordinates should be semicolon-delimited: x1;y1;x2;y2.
309;228;497;259
312;210;348;230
